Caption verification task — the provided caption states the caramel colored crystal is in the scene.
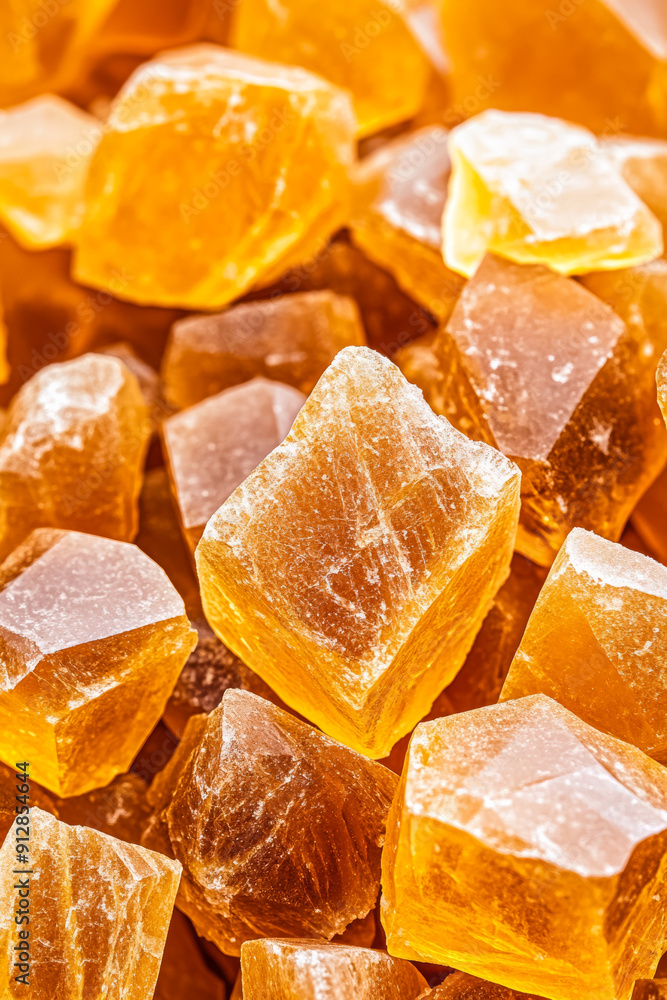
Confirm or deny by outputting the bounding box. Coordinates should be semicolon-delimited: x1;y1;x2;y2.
438;0;667;137
381;694;667;1000
54;772;151;844
632;983;667;1000
164;378;305;553
155;909;225;1000
501;528;667;759
0;808;181;999
352;126;464;321
443;111;663;278
163;617;282;739
0;96;96;250
0;528;196;796
240;939;427;1000
73;45;356;309
658;349;667;424
0;353;151;563
435;253;667;565
602;137;667;236
162;291;366;410
230;0;430;138
142;689;397;954
633;466;667;564
197;346;520;758
422;971;547;999
0;762;57;846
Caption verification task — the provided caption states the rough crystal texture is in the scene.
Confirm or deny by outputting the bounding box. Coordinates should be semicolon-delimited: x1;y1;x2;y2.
164;378;305;552
658;349;667;424
435;253;667;565
381;694;667;1000
197;346;520;757
142;689;397;954
155;909;225;1000
352;126;464;321
0;96;96;250
0;808;181;999
163;617;284;739
0;353;151;563
54;772;151;844
0;528;197;796
421;971;548;999
443;111;663;278
230;0;430;137
240;938;427;999
438;0;667;137
161;290;366;410
602;137;667;236
501;528;667;759
73;45;356;309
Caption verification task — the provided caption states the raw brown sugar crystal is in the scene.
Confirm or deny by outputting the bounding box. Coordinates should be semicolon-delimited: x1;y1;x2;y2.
142;689;397;954
602;136;667;236
0;808;181;1000
230;0;430;137
163;378;305;552
0;96;96;250
422;971;548;999
434;253;667;566
197;346;521;758
351;126;464;321
438;0;667;136
443;111;663;278
240;938;427;1000
161;290;366;410
0;353;151;563
154;909;225;1000
0;528;196;796
381;695;667;1000
73;45;356;309
501;528;667;759
53;772;151;844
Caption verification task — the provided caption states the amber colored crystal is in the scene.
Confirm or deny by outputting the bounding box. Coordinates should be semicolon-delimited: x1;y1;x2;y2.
421;971;547;999
632;982;667;1000
53;773;151;844
161;290;366;410
73;45;356;309
0;96;96;250
658;349;667;424
240;939;427;999
0;762;57;846
443;111;663;278
602;137;667;236
333;911;377;948
96;342;161;417
395;332;448;415
0;353;151;562
0;528;197;796
435;253;667;566
0;808;181;1000
438;0;667;137
230;0;430;138
197;346;520;758
633;467;667;564
164;378;305;553
501;528;667;759
352;126;464;321
381;694;667;1000
142;689;397;954
155;909;225;1000
163;617;283;739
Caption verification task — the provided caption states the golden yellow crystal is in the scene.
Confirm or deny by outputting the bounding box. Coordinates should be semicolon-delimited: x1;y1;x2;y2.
197;346;520;757
352;125;464;321
0;353;150;563
240;938;427;999
501;528;667;759
0;808;181;999
443;110;663;278
602;136;667;237
142;689;397;954
73;45;356;309
381;694;667;1000
0;528;196;796
161;290;366;410
230;0;430;137
0;96;96;250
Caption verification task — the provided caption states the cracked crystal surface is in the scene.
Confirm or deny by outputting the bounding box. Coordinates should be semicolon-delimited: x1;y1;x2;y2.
0;353;150;563
501;528;667;759
142;689;397;954
197;346;520;757
443;110;663;278
0;528;196;796
0;808;181;1000
381;694;667;1000
240;938;428;999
